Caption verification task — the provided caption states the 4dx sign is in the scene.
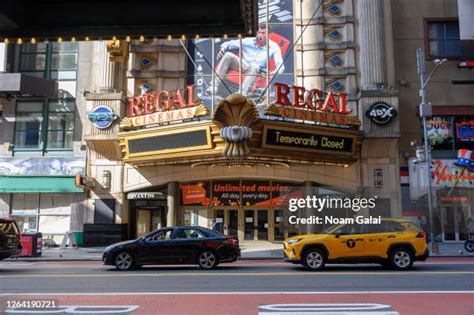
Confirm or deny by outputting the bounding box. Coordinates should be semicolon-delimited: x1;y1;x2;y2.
366;102;397;125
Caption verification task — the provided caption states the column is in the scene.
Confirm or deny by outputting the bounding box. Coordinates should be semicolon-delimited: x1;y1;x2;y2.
167;182;178;226
358;0;386;89
91;41;124;92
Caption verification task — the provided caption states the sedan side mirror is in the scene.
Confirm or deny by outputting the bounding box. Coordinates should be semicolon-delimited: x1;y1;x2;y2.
334;232;342;238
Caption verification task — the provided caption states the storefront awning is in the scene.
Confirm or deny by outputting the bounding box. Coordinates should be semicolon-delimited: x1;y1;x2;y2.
0;176;83;193
0;73;58;98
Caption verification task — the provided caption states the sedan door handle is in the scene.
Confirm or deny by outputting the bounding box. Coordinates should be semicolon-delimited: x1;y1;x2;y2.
356;238;363;241
387;235;396;239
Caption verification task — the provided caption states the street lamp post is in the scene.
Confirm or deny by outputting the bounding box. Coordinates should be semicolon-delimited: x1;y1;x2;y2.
416;48;447;249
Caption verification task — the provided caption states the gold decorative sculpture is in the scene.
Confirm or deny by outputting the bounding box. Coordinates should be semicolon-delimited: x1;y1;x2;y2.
213;94;260;158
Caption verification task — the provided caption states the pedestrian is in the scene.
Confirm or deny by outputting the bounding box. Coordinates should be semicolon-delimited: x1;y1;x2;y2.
210;219;217;232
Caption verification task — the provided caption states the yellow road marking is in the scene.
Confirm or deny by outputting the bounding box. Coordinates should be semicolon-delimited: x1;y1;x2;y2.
0;271;473;278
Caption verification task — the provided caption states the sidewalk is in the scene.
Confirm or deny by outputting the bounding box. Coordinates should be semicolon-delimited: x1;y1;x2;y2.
7;242;474;262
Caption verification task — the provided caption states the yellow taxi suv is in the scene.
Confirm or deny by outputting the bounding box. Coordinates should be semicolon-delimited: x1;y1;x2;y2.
283;218;429;271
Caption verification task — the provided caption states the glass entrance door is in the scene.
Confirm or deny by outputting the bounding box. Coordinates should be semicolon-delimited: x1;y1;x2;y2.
215;209;239;237
228;209;238;238
244;210;255;240
274;209;284;241
136;208;165;238
442;206;470;241
257;210;268;240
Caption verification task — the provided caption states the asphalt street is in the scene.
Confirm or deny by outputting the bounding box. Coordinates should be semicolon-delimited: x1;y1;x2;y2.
0;258;473;293
0;259;473;314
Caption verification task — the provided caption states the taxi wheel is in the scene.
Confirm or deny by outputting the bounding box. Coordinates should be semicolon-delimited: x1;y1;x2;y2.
302;248;326;271
115;251;135;271
389;248;414;270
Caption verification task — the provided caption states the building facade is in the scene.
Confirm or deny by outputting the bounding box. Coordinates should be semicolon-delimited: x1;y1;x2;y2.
0;0;471;245
393;0;474;242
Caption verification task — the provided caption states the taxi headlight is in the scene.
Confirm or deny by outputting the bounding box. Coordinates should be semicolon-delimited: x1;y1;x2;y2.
287;238;302;245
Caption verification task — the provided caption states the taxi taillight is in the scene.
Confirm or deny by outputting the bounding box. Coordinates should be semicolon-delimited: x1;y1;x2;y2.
416;232;427;238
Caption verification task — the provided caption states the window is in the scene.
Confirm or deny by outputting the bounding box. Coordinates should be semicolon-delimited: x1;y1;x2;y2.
426;19;461;59
334;224;362;235
145;229;173;241
175;228;205;239
15;42;77;155
14;102;43;149
374;169;383;188
381;221;405;232
47;101;75;149
20;43;78;96
14;100;75;154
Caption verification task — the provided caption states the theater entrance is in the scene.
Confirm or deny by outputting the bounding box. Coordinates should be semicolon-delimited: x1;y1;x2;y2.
214;209;275;241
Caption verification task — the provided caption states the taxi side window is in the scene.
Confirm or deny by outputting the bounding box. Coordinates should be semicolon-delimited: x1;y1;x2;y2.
364;224;386;234
382;221;405;232
336;224;362;235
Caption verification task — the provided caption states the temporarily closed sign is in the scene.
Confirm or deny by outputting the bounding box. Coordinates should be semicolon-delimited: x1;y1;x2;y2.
264;128;353;153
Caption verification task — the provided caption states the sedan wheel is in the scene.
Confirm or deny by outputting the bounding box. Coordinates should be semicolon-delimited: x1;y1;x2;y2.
115;252;134;271
303;249;326;271
198;251;218;269
389;248;413;270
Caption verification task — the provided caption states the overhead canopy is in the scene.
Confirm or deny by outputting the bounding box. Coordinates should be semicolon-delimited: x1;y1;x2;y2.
0;0;258;39
0;176;83;193
0;73;58;98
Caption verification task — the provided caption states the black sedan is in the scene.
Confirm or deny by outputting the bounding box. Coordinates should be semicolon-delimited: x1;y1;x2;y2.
102;226;241;270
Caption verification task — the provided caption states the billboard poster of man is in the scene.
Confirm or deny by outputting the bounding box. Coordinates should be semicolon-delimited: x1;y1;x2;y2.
188;0;294;117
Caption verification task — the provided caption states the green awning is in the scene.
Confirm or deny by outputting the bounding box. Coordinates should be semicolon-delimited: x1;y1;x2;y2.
0;176;83;193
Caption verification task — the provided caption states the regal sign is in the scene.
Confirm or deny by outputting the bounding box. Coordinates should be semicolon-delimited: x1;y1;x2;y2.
265;83;361;127
120;85;209;128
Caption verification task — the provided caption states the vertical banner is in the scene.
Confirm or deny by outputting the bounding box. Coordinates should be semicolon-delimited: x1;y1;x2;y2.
188;0;294;117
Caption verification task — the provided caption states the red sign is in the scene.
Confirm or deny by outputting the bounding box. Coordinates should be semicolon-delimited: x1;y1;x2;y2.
180;183;209;206
273;82;352;114
432;160;474;187
440;195;468;203
128;85;197;117
266;83;360;127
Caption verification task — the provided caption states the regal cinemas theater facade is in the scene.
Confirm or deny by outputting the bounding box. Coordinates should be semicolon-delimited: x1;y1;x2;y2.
79;1;403;244
84;77;400;243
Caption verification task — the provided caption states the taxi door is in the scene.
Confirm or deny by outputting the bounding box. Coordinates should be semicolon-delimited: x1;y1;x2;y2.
364;222;402;258
327;224;366;259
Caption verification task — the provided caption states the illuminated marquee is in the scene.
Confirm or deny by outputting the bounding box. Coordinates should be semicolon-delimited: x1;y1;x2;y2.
265;82;361;127
120;85;209;128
